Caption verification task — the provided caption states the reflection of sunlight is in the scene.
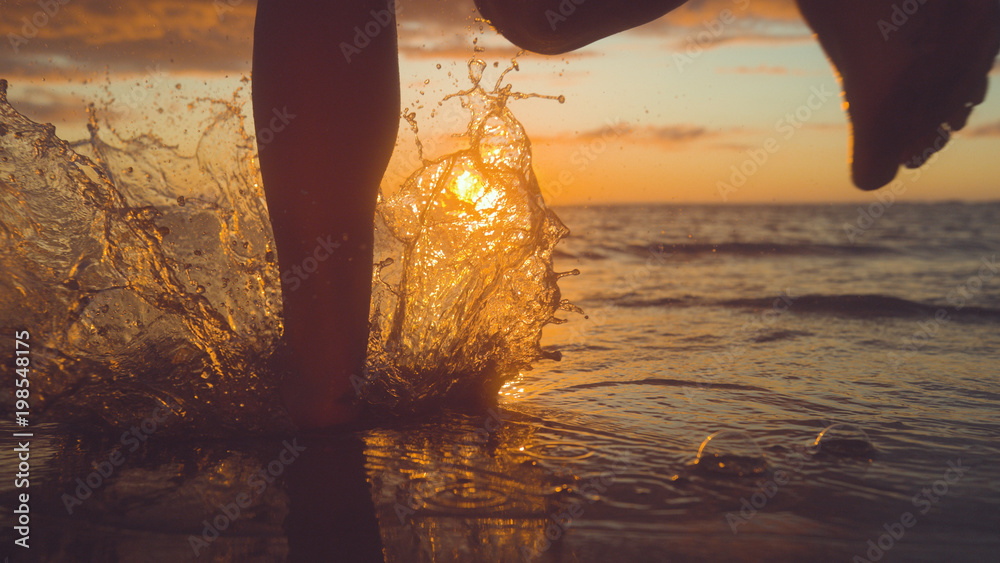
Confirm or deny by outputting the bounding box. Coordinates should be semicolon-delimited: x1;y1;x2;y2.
449;169;481;202
500;373;527;399
363;417;560;561
369;57;569;412
447;168;501;212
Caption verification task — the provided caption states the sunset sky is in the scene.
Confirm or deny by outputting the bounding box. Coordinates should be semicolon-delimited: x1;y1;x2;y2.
2;0;998;204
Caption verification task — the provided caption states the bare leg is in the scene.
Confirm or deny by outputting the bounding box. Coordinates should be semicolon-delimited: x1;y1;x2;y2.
253;0;399;428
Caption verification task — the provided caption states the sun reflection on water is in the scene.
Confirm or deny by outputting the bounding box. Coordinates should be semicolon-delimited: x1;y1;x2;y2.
363;55;575;413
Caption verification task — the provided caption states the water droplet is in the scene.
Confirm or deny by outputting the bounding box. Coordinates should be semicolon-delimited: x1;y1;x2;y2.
422;480;510;511
814;423;875;458
559;301;585;315
519;441;594;461
469;60;486;83
694;430;769;477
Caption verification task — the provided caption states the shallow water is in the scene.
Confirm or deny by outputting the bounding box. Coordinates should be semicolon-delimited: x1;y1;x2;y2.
3;202;999;561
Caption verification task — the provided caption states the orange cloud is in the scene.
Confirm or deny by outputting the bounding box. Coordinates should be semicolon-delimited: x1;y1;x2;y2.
1;0;254;78
635;0;804;33
636;124;715;145
535;123;726;150
0;0;255;43
967;120;1000;137
716;64;806;75
2;85;88;124
663;0;802;25
614;0;813;55
398;31;595;62
0;0;810;80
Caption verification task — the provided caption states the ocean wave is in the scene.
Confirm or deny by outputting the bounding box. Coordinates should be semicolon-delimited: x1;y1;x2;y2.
555;241;893;261
612;293;1000;322
720;294;1000;321
564;377;769;393
749;329;814;343
642;242;891;258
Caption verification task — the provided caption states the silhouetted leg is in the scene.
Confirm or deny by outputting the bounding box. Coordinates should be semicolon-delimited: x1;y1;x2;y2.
796;0;1000;190
253;0;399;428
284;433;385;562
474;0;688;54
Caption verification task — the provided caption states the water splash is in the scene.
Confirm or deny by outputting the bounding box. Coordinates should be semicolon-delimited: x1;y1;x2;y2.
364;56;572;414
0;56;574;427
0;79;282;432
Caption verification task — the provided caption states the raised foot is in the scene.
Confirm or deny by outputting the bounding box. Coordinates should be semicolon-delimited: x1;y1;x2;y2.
798;0;1000;190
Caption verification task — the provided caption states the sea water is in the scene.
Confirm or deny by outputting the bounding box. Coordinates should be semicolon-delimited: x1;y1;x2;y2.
1;64;999;561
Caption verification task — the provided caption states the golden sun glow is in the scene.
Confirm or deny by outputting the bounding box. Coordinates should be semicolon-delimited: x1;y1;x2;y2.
450;169;482;202
447;167;501;212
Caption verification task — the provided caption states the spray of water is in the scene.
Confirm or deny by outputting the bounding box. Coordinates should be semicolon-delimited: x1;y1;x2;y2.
0;55;575;428
364;56;575;414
